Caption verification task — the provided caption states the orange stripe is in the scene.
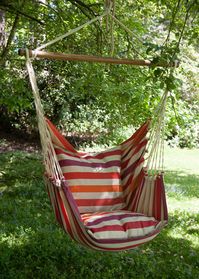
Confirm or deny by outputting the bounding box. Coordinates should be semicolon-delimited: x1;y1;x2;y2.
76;197;124;207
69;185;123;193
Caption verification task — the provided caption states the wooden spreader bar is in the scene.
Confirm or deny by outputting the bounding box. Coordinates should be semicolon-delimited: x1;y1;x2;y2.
19;49;178;67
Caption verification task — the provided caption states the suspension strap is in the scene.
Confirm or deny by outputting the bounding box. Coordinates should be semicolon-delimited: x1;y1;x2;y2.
145;86;169;175
25;49;63;184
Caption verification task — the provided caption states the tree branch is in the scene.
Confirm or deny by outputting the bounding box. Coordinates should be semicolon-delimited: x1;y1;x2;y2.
171;0;196;60
73;0;98;17
0;3;44;25
163;0;181;46
176;1;195;49
36;0;66;29
67;0;103;53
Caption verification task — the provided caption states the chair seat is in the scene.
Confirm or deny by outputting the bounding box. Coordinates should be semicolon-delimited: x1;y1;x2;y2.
81;210;159;240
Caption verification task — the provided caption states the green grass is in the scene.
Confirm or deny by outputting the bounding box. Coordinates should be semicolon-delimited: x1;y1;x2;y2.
164;145;199;214
0;148;199;279
164;145;199;175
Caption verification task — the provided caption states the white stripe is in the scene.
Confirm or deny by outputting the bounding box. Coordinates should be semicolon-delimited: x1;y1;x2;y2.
85;216;156;228
48;130;66;149
61;165;121;173
122;136;147;156
82;210;133;221
87;146;121;156
67;178;121;186
72;191;123;200
56;153;121;164
98;232;158;249
121;161;144;187
78;203;125;213
87;225;156;239
121;145;146;174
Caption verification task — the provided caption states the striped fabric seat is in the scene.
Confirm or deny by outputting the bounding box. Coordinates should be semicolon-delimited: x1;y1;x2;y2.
54;145;124;213
45;119;168;251
47;119;149;214
82;211;158;240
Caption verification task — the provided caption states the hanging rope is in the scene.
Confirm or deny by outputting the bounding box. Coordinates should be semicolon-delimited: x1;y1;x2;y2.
145;86;169;175
18;2;179;67
25;49;64;184
35;9;111;52
33;2;147;60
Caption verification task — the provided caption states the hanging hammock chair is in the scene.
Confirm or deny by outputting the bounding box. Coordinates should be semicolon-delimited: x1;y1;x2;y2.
25;55;168;251
21;7;173;251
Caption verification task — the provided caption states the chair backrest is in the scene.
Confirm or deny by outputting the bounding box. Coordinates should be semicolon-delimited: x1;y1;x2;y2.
46;119;149;214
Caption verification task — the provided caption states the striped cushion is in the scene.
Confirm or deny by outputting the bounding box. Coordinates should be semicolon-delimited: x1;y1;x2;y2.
82;211;158;240
54;145;125;213
46;118;149;215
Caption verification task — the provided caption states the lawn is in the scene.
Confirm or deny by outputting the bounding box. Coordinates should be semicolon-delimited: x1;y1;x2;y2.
0;145;199;279
164;146;199;214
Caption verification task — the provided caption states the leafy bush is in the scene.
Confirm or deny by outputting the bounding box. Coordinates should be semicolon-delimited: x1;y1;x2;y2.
0;0;199;147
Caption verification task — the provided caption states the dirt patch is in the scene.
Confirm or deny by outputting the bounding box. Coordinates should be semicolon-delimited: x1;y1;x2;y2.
0;128;96;154
0;130;40;153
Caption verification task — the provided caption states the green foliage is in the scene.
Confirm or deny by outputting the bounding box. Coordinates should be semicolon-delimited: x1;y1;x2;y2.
0;65;31;112
0;0;199;147
0;150;199;279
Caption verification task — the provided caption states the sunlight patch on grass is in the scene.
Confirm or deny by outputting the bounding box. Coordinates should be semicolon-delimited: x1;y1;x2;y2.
166;210;199;249
1;231;30;248
166;230;199;249
164;145;199;175
168;197;199;213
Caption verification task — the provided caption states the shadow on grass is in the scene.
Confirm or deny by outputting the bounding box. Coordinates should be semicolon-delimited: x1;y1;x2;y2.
164;171;199;198
0;151;199;279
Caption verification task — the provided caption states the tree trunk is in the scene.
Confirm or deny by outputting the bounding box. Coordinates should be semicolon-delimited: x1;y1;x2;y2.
0;9;6;51
1;13;19;61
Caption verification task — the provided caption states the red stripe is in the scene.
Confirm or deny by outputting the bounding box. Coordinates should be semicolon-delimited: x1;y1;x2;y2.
85;213;147;226
127;171;145;211
155;175;168;221
154;176;162;221
158;175;168;221
89;220;158;233
61;186;102;250
52;186;64;228
121;139;147;169
56;187;74;238
55;147;121;160
162;187;168;221
62;189;89;246
76;197;124;207
64;172;120;180
86;149;121;160
69;185;122;193
46;118;77;153
122;137;147;165
125;170;145;211
122;158;144;191
45;178;64;228
121;121;149;146
61;181;81;219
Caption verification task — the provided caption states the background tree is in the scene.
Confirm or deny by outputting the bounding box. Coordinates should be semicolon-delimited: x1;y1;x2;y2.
0;0;198;147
